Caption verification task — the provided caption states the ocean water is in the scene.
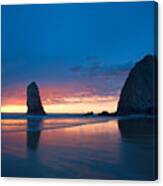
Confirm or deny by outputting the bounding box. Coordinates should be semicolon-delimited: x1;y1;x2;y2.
1;114;157;180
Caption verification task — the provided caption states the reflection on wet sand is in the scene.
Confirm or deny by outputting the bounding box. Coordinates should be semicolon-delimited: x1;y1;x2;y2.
117;117;158;180
27;118;42;150
1;116;157;180
118;117;157;138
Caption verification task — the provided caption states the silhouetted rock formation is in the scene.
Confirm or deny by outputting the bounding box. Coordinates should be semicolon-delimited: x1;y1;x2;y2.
97;111;117;117
27;82;46;115
117;55;158;115
97;111;110;116
83;112;94;116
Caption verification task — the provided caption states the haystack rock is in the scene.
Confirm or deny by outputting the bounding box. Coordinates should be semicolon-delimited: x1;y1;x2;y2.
117;55;157;115
27;82;46;115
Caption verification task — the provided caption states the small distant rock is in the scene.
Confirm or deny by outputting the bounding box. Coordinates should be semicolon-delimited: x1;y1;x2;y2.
83;112;94;116
97;111;110;116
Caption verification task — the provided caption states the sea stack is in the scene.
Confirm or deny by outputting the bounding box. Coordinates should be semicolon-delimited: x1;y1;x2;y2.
117;55;157;115
27;82;46;115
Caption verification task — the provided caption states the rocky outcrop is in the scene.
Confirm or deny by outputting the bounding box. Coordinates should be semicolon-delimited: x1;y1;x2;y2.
83;112;94;116
117;55;157;115
27;82;46;115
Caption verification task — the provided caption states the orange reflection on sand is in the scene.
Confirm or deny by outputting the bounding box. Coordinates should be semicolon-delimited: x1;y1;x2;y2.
43;118;82;125
40;119;120;148
39;119;121;168
1;119;27;125
42;117;99;126
2;118;121;165
63;120;120;136
1;119;27;132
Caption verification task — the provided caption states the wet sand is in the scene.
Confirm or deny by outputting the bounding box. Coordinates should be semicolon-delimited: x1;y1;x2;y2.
1;116;157;180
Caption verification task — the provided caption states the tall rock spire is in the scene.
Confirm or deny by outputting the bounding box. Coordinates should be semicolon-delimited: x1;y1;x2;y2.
27;82;46;115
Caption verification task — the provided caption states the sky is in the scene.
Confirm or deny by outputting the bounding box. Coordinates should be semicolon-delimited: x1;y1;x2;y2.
1;2;156;113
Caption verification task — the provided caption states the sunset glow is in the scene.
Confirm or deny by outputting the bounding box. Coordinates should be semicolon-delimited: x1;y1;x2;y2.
2;82;119;113
1;95;118;113
2;2;153;114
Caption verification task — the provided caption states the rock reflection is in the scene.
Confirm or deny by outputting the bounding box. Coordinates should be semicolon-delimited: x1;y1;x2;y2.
118;117;157;138
27;118;42;150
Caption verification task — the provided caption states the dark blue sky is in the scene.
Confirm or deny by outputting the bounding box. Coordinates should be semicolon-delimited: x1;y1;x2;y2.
2;2;156;112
